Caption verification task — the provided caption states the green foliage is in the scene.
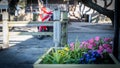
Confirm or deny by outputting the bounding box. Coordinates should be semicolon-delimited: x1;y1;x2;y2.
41;37;113;64
42;40;84;64
42;49;70;64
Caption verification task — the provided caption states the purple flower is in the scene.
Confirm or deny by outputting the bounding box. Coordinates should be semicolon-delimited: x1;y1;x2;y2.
90;58;96;61
80;50;101;64
88;50;93;53
86;54;90;58
95;36;100;41
80;57;84;61
91;52;96;57
93;51;98;55
95;53;101;57
79;57;85;64
83;53;88;57
85;58;89;63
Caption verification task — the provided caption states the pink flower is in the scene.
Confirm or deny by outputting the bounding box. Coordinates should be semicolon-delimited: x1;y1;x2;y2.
70;42;74;51
106;47;112;53
97;50;102;54
88;38;94;44
81;41;88;48
92;43;97;46
99;45;104;51
103;44;109;49
70;47;74;51
70;42;74;48
87;44;93;49
104;38;111;42
95;36;100;41
81;41;87;45
79;45;83;48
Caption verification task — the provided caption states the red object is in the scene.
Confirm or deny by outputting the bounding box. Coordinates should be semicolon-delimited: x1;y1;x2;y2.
39;6;53;32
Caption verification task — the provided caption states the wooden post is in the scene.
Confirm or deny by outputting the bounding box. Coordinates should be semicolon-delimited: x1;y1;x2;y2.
60;11;68;47
2;12;9;48
53;21;61;47
53;9;60;21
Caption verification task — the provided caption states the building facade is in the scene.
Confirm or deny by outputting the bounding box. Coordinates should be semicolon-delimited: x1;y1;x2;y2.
0;0;8;21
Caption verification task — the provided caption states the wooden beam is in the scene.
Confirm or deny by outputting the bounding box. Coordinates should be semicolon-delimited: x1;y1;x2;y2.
9;32;53;36
9;21;55;24
8;23;53;27
8;21;54;27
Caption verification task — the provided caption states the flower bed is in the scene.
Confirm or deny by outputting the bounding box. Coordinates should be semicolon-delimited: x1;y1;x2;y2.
33;37;120;68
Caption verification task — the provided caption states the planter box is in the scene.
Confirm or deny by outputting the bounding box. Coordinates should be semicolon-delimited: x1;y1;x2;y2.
33;47;120;68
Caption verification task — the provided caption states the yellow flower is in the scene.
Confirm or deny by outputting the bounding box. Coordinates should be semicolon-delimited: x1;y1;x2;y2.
57;50;65;56
64;47;69;51
57;50;62;53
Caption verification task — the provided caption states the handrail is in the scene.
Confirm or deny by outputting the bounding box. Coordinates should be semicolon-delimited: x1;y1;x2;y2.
1;21;61;49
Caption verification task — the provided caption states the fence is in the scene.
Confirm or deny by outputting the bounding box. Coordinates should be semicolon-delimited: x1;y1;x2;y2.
0;11;68;49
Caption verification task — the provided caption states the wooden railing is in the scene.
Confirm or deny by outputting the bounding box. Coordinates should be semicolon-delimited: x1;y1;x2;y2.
0;11;68;49
0;21;64;49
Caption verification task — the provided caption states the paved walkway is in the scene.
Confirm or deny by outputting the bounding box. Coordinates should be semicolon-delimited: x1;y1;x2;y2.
0;22;119;68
